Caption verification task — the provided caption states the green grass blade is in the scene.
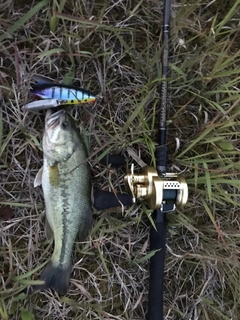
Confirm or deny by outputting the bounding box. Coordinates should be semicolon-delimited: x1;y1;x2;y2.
37;48;65;58
0;0;49;42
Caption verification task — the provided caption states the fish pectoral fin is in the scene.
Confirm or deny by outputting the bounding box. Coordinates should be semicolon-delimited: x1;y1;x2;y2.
34;166;43;187
78;207;93;242
45;218;54;240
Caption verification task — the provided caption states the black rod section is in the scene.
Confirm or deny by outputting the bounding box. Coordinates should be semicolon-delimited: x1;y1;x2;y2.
147;210;167;320
156;0;171;176
148;1;171;319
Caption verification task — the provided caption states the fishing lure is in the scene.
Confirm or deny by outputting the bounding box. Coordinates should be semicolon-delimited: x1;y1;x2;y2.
31;83;97;105
22;75;98;111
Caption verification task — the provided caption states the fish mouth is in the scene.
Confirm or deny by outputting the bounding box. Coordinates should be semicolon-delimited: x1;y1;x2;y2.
46;109;66;128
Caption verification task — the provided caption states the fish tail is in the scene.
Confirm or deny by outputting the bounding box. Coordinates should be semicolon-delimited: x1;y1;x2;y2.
38;260;72;295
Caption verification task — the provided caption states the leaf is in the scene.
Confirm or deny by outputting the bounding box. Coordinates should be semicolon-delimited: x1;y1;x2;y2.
132;249;160;264
63;70;75;85
0;300;8;320
215;0;240;36
0;128;14;156
12;293;26;302
37;48;66;59
170;64;185;75
50;15;58;33
50;0;68;32
0;202;44;209
218;141;234;151
0;0;49;42
203;162;212;203
55;12;132;32
202;198;226;245
12;262;48;282
20;307;35;320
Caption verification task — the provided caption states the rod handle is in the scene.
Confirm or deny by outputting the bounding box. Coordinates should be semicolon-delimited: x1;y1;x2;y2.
98;154;126;167
147;209;167;320
93;190;133;210
155;145;168;174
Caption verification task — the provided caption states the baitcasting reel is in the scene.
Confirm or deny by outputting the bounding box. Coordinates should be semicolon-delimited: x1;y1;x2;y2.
124;164;188;211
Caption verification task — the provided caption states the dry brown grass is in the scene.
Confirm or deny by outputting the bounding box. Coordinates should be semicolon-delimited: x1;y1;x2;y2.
1;0;240;319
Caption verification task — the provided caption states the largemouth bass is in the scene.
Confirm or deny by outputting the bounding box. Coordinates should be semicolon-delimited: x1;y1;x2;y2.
34;108;92;295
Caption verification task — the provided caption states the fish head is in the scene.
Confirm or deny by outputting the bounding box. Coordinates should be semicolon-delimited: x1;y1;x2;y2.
43;109;78;162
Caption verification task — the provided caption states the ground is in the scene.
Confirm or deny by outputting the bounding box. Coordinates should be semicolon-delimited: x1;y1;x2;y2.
1;0;240;319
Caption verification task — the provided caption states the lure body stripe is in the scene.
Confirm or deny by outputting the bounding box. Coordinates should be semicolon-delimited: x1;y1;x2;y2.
31;83;97;104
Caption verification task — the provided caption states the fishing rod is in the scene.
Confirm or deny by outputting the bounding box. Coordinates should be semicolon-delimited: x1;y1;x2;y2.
148;0;172;317
94;0;188;319
124;2;188;319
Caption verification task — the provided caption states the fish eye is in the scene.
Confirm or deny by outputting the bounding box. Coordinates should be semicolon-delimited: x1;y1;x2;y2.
61;122;68;129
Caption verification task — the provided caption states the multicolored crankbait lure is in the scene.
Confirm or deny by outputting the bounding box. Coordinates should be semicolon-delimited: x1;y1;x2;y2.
22;75;98;111
31;83;97;104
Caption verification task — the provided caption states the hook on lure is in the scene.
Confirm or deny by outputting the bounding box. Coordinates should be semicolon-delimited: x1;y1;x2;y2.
23;75;99;111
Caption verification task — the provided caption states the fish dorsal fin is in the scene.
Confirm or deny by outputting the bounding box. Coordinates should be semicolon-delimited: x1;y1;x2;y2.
34;166;43;187
49;164;60;186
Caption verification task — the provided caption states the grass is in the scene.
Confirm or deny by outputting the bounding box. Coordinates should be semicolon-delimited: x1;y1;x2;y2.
1;0;240;319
